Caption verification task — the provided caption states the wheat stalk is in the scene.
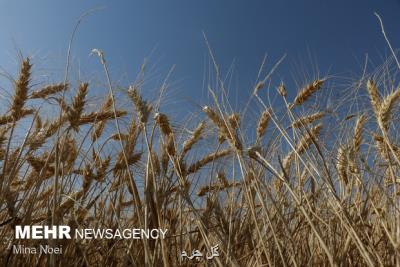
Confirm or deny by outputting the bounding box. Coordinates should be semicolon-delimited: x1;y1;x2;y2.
11;58;31;120
291;111;325;129
378;88;400;132
292;79;325;107
30;83;68;99
68;82;89;130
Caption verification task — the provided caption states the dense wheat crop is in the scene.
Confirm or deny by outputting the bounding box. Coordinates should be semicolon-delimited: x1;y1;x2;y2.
0;52;400;266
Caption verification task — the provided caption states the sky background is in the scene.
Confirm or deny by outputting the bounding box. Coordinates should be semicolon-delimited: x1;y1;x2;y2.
0;0;399;116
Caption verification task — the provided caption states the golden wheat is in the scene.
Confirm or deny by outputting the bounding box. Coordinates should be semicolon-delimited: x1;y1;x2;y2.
1;54;400;267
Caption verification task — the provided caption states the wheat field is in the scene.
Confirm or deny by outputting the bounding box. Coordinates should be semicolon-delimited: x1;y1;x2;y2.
0;50;399;267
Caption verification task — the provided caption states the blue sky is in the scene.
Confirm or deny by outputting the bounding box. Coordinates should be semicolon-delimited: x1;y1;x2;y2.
0;0;399;115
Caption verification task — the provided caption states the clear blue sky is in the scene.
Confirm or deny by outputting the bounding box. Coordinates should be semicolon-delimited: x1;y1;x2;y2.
0;0;399;114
